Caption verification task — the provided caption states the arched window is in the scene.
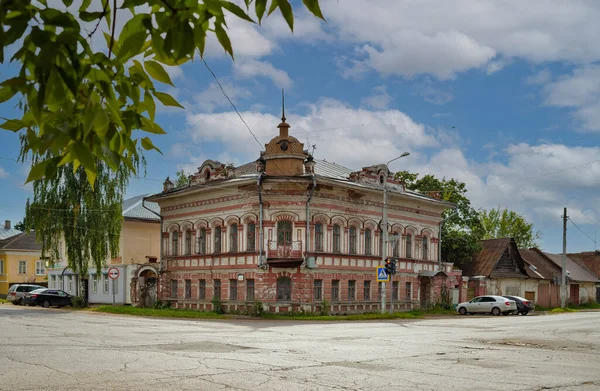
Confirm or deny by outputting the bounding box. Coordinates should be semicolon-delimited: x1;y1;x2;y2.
277;221;292;245
333;224;341;253
392;233;400;257
247;223;256;251
185;230;192;255
230;224;238;252
171;231;179;256
422;236;428;260
276;277;292;301
349;227;357;254
364;229;372;255
197;228;206;254
214;226;222;253
315;223;323;251
406;234;412;259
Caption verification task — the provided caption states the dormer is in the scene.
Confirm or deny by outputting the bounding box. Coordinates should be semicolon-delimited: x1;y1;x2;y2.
349;165;405;191
189;160;235;185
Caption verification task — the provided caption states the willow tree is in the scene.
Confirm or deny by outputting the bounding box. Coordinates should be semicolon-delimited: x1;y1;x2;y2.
21;136;141;280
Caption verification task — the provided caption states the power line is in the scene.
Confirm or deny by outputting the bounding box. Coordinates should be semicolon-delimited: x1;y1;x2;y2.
202;58;263;150
567;216;596;246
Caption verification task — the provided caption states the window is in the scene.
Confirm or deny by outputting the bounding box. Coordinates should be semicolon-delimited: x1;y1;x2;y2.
18;260;26;274
197;228;207;254
171;279;178;297
185;279;191;299
92;276;98;294
213;279;221;299
214;227;222;253
229;279;238;301
422;236;428;260
68;275;73;293
392;235;400;257
198;279;206;299
100;275;106;293
314;279;323;301
247;223;256;251
277;221;292;245
0;259;4;274
246;279;255;301
406;235;412;259
185;230;192;255
35;260;45;275
349;227;357;254
333;224;341;253
392;281;399;300
230;224;238;252
162;236;169;256
58;275;63;289
315;223;323;251
276;277;292;301
331;280;340;301
172;231;179;256
364;281;371;300
348;280;356;301
406;282;412;300
364;229;372;255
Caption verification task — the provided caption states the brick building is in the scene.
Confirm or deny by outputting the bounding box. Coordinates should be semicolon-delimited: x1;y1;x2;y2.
145;113;464;313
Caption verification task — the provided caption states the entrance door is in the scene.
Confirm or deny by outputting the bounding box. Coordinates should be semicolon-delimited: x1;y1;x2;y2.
277;221;292;245
419;278;430;309
596;287;600;303
569;284;580;305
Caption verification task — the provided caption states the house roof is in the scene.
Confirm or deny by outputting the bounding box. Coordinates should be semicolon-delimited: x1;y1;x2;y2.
122;194;160;221
542;252;599;283
0;231;42;252
0;225;21;240
519;249;561;280
567;252;600;279
463;238;528;278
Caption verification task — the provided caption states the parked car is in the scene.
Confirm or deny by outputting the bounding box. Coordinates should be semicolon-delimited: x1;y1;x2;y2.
7;284;46;305
456;295;517;316
502;295;535;315
23;288;72;308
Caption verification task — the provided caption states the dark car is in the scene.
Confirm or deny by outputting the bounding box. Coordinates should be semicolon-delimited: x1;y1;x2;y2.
503;295;535;315
23;288;72;308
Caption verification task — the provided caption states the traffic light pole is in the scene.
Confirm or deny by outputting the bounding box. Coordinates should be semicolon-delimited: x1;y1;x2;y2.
381;177;388;314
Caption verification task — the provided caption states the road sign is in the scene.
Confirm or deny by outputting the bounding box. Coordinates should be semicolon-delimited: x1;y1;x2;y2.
376;266;389;282
108;267;120;280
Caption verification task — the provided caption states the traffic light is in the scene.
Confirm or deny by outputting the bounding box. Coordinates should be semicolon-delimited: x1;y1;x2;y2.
385;258;397;275
391;259;397;274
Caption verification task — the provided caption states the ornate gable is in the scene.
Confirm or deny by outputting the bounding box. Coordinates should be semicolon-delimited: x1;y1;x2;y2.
189;160;235;185
349;165;405;191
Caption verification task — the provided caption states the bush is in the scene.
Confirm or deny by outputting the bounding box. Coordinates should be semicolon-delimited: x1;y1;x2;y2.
152;300;171;309
212;296;224;314
71;295;87;308
249;300;265;317
319;299;330;316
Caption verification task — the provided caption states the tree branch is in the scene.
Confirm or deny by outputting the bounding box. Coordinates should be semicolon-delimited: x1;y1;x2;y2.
87;0;110;40
108;0;117;58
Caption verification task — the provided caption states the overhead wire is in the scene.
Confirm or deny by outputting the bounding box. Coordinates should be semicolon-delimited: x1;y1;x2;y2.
567;216;596;246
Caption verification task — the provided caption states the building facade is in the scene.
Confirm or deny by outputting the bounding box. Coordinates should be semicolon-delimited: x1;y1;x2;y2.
0;221;45;297
47;195;161;304
146;115;464;313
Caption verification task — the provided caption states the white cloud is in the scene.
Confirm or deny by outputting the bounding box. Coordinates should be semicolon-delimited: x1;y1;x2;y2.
0;167;8;179
192;82;252;113
525;68;552;85
412;79;454;105
232;60;292;88
361;86;392;109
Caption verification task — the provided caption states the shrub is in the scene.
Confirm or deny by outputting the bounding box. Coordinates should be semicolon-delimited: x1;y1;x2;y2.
319;299;330;316
152;300;171;309
249;300;265;317
71;295;87;308
212;296;224;314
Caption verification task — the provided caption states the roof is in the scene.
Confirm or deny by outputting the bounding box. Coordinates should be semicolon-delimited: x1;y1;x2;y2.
463;238;528;278
235;158;353;180
519;249;561;280
542;252;599;283
122;194;160;221
0;225;21;240
0;231;42;252
567;252;600;279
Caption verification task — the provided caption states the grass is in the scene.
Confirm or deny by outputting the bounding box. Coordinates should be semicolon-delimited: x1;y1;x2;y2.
571;302;600;310
550;307;576;313
0;298;10;304
91;305;226;319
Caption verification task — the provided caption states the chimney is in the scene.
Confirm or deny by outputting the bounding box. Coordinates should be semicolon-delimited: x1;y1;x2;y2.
4;220;10;230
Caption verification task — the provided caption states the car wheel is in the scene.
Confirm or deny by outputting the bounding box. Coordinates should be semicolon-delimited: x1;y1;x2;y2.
502;312;509;316
491;307;501;316
458;307;467;315
42;300;50;308
521;311;528;316
11;300;20;305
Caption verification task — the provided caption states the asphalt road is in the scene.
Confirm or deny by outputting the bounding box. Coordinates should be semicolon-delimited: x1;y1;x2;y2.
1;306;599;391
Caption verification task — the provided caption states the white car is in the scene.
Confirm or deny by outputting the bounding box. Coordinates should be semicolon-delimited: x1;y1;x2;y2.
456;295;517;316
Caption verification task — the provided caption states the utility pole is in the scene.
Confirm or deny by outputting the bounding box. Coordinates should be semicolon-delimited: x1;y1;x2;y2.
381;181;387;314
561;207;568;309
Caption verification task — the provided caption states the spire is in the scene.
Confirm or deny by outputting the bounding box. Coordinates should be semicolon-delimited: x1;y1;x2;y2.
281;88;286;122
277;88;290;138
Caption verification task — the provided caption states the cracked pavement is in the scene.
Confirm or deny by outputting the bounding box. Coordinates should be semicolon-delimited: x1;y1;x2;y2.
0;306;599;390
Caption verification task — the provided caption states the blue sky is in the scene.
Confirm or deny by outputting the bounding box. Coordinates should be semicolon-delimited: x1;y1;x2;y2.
2;0;600;253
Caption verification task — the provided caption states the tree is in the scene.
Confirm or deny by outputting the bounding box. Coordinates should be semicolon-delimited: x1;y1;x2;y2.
0;0;325;186
477;207;541;249
396;171;483;267
174;169;189;187
14;221;25;231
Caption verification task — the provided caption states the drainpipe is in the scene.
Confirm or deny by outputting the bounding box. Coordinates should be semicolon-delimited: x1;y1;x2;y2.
257;173;265;268
305;174;317;264
438;207;459;271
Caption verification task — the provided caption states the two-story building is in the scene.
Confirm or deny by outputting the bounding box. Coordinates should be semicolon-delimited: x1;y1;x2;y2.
146;113;464;314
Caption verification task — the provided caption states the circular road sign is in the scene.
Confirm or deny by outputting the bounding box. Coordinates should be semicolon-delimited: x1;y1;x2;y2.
108;267;120;280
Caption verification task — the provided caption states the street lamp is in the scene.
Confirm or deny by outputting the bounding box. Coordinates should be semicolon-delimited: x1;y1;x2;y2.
381;152;410;314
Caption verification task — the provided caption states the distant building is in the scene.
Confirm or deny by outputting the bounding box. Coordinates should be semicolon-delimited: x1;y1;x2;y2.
0;220;45;297
146;112;465;313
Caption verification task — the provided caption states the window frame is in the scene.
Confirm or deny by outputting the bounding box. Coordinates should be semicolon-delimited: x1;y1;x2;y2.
331;280;340;301
276;276;292;302
313;279;323;301
406;282;412;300
18;260;26;274
172;231;179;256
315;223;324;252
170;279;178;298
348;280;356;301
0;259;4;274
246;279;255;301
92;275;98;294
247;223;256;251
198;279;206;299
35;260;45;275
406;234;412;259
185;230;192;255
349;227;357;254
197;228;207;254
332;224;341;253
185;279;192;299
213;279;221;299
229;279;238;301
214;226;222;253
363;280;371;301
422;236;428;260
229;224;238;252
364;229;372;255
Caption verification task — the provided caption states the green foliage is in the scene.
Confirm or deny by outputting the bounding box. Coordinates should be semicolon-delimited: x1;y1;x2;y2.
93;305;226;319
212;296;224;314
152;299;171;309
249;299;265;317
477;207;541;249
398;171;483;267
71;295;87;308
0;0;325;186
319;299;330;316
14;220;26;231
550;307;576;313
174;169;189;187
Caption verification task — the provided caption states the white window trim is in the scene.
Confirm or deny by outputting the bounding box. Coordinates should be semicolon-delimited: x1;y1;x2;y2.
35;260;46;276
103;274;109;294
0;259;4;275
92;275;98;294
18;260;27;274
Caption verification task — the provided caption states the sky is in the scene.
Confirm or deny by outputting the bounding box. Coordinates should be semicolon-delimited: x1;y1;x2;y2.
1;0;600;254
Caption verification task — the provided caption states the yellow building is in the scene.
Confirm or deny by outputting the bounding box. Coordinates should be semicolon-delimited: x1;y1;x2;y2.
0;221;45;297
